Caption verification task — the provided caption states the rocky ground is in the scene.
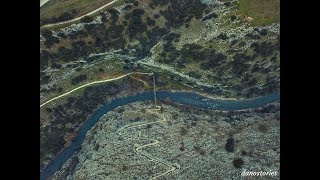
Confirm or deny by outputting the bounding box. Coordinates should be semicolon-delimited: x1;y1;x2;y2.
52;100;280;179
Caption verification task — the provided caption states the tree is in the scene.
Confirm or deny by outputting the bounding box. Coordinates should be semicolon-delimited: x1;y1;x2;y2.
231;53;250;75
108;8;120;24
217;33;228;40
71;75;87;85
40;50;50;70
207;53;226;68
80;16;94;23
42;30;60;48
127;9;147;39
230;15;237;21
251;41;276;57
146;17;156;26
41;29;52;38
259;28;268;36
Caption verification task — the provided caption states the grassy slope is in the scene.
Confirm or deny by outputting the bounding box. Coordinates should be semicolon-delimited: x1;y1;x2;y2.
237;0;280;26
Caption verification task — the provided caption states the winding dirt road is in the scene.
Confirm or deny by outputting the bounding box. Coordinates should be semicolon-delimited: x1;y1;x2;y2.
117;106;180;179
41;0;119;28
40;72;152;108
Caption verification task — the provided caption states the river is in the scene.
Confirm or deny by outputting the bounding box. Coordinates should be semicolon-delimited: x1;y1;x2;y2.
40;90;279;179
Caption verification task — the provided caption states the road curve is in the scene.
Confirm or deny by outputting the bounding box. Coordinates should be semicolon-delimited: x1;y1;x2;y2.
41;0;119;28
40;72;152;108
117;106;180;180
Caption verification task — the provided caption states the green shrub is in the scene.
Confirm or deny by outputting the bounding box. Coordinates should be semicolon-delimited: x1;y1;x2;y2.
80;16;94;23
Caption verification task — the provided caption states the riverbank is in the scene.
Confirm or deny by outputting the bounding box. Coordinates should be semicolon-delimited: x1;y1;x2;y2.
41;90;279;179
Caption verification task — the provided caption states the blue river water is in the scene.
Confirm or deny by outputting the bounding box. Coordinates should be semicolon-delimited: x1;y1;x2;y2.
40;91;279;179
